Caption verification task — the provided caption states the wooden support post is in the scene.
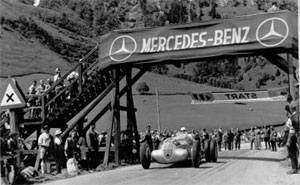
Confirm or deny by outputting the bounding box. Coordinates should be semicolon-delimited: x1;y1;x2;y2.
103;68;121;167
126;67;140;161
287;53;294;99
78;64;83;94
9;108;22;133
41;95;46;122
103;99;114;168
113;68;120;166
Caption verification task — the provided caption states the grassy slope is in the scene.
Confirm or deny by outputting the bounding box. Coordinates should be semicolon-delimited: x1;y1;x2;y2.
0;0;71;76
131;71;287;132
0;0;94;77
85;71;287;132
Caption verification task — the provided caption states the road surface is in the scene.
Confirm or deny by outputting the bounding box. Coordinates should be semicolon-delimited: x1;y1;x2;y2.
44;144;299;185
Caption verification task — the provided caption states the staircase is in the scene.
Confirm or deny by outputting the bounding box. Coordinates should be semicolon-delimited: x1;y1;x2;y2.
21;45;140;140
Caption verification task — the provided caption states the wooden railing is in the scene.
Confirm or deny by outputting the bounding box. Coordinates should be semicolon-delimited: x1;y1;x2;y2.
24;44;99;124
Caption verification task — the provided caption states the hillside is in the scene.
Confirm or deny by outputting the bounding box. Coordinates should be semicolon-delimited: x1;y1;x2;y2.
0;0;95;77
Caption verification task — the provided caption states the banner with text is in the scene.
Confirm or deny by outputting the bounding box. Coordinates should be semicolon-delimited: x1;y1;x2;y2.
191;90;286;104
99;11;297;67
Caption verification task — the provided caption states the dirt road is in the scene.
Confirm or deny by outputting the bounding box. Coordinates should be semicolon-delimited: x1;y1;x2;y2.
43;144;299;185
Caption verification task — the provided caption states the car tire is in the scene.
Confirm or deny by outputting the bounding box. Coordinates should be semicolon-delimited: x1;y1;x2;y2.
191;140;201;168
140;142;151;169
210;140;218;162
204;139;211;162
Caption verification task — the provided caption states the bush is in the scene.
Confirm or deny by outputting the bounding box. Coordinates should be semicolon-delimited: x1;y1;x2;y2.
136;81;150;95
275;69;281;76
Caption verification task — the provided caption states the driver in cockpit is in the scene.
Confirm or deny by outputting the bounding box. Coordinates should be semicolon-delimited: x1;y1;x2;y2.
176;127;194;145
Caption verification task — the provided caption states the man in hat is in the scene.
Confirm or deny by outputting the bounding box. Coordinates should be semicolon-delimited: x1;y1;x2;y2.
54;129;64;174
285;101;299;174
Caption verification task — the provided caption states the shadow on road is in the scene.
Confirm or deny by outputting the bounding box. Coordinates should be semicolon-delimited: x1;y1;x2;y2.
218;156;285;162
149;160;225;169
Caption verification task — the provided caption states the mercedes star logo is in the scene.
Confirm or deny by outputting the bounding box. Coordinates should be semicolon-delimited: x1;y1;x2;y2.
256;17;289;47
109;35;137;62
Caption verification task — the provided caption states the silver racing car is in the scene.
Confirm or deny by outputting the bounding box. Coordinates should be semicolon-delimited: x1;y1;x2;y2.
140;134;218;169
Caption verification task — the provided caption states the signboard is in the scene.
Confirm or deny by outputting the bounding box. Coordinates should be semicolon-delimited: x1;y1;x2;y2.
99;11;298;67
191;90;286;104
0;78;26;110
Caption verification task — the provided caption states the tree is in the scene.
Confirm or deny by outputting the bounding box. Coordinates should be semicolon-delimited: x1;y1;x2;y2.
136;81;150;94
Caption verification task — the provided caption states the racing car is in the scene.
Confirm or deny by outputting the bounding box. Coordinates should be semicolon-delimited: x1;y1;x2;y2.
139;134;218;169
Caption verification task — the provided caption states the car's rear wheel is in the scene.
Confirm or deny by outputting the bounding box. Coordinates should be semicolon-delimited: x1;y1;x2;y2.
140;142;151;169
210;140;218;162
191;140;201;168
204;139;211;162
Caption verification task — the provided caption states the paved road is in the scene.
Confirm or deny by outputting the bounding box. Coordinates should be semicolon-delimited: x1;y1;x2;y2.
44;144;299;185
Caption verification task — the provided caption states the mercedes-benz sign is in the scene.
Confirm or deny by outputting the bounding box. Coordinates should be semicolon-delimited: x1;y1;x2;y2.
109;35;137;62
256;17;289;47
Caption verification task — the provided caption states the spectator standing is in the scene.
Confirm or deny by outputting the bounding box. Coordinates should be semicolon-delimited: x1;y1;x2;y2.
202;128;209;141
45;78;53;91
67;71;79;99
254;126;261;150
227;129;234;151
37;125;52;174
54;129;64;174
28;80;37;118
276;129;283;147
264;126;271;150
7;132;19;153
223;130;228;151
28;80;37;95
54;68;64;97
1;127;10;156
36;80;46;95
123;129;133;164
267;2;280;13
285;101;299;174
270;126;277;152
234;128;241;150
77;132;88;171
141;125;153;152
54;68;61;83
64;130;80;160
98;131;107;148
217;127;223;152
86;124;99;171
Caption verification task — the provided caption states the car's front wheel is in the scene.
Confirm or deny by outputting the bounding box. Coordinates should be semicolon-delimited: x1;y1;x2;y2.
210;140;218;162
191;140;201;168
204;139;211;162
140;142;151;169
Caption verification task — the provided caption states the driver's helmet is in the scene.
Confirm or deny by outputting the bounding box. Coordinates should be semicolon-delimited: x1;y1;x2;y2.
180;127;186;133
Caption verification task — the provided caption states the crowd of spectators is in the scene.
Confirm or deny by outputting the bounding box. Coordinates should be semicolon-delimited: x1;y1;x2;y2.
139;125;288;153
33;123;105;175
26;67;81;119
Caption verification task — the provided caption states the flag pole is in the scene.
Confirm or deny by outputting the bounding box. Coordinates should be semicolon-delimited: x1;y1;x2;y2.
156;88;161;132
